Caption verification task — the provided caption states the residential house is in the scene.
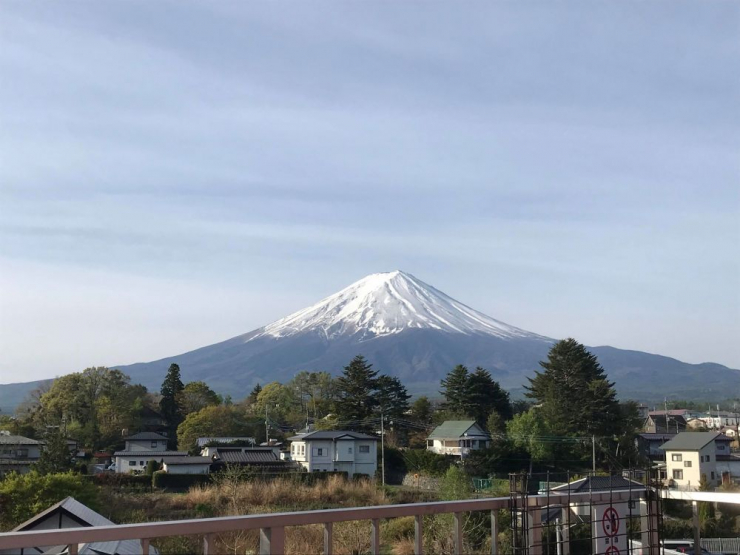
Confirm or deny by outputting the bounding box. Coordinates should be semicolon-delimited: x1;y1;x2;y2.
197;436;255;457
0;432;43;475
644;413;687;434
288;431;378;477
209;447;287;472
426;421;491;458
703;411;740;430
635;433;676;461
0;496;159;555
113;432;187;473
661;432;726;489
162;456;212;474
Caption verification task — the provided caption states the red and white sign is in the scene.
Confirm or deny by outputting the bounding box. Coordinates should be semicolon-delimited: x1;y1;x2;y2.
593;504;626;555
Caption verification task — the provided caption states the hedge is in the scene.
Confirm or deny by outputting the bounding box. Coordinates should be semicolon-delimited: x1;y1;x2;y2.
152;472;211;489
87;473;153;489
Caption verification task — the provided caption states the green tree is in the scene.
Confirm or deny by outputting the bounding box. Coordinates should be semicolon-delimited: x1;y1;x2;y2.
486;410;506;435
410;396;433;424
525;338;620;463
375;375;411;421
468;367;512;424
179;381;220;416
440;365;473;416
246;383;262;405
177;405;262;453
160;363;185;434
0;471;99;529
35;428;73;475
333;355;379;430
506;408;554;466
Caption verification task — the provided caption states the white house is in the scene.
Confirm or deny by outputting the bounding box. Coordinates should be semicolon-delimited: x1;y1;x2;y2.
197;437;256;457
426;421;491;458
113;432;187;473
288;431;378;477
661;432;725;489
0;496;159;555
162;456;212;474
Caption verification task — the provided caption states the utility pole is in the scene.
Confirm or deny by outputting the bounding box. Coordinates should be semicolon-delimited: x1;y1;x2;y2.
265;405;269;444
381;412;386;487
592;435;596;474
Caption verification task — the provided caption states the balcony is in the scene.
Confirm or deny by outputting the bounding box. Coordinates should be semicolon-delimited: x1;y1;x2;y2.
0;488;650;555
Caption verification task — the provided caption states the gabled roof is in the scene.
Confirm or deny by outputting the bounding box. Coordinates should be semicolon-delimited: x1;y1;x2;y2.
660;432;722;451
124;432;168;441
428;421;489;440
13;496;159;555
551;476;644;493
0;434;41;445
288;431;378;442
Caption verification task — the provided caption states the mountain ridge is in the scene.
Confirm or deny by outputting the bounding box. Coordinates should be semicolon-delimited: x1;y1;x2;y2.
2;270;739;407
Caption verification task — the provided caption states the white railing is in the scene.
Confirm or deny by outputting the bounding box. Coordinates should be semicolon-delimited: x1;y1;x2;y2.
0;489;645;555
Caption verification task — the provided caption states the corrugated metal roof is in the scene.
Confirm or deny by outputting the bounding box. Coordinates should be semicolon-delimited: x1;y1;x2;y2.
15;497;160;554
660;432;722;451
428;421;489;439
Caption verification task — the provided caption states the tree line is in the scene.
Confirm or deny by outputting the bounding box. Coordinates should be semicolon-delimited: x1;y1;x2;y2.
1;338;645;472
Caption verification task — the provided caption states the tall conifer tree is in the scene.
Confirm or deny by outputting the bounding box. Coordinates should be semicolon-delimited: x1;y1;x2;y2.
160;363;185;435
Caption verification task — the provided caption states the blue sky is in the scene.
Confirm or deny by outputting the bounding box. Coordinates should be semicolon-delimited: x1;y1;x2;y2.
1;1;738;383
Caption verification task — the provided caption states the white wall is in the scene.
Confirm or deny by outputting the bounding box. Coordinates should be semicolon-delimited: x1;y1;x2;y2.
124;439;168;452
666;443;718;489
164;463;210;474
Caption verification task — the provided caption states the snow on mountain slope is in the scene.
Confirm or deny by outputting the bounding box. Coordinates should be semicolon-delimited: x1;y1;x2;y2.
250;270;550;342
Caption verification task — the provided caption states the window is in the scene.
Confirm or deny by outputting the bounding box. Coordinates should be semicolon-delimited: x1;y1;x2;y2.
359;445;370;453
348;447;353;454
684;461;692;468
706;455;711;462
140;461;145;465
671;454;682;462
129;460;136;466
672;469;683;480
711;472;715;480
151;441;158;448
314;448;324;456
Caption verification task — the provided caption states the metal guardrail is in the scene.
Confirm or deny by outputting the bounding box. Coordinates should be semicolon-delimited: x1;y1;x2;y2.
0;488;644;555
702;538;740;554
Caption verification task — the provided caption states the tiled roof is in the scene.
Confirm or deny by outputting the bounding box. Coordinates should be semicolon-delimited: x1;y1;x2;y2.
113;451;187;456
124;432;168;441
428;421;489;440
196;436;256;447
213;449;279;464
288;431;378;442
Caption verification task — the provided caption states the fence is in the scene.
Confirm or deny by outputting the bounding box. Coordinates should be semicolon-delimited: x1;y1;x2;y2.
0;488;651;555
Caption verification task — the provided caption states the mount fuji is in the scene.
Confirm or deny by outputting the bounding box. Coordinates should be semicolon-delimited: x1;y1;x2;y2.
113;271;740;401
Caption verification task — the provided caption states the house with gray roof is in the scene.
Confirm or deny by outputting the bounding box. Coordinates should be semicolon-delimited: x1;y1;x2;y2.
426;421;490;458
0;496;159;555
287;431;378;477
0;432;43;475
660;432;728;489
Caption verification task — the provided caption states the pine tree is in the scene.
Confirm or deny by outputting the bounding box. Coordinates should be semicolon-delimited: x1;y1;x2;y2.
159;363;185;434
468;367;513;424
440;365;473;416
333;355;379;430
247;384;262;405
376;375;411;421
526;338;620;439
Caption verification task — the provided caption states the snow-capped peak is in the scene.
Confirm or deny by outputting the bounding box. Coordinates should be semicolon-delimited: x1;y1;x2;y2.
250;271;546;342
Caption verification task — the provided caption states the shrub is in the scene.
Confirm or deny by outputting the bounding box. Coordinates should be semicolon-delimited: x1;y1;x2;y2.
91;473;152;490
152;471;211;490
0;471;99;529
402;449;452;476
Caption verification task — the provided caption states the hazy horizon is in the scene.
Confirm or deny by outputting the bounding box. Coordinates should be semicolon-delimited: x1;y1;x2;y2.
1;1;738;383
